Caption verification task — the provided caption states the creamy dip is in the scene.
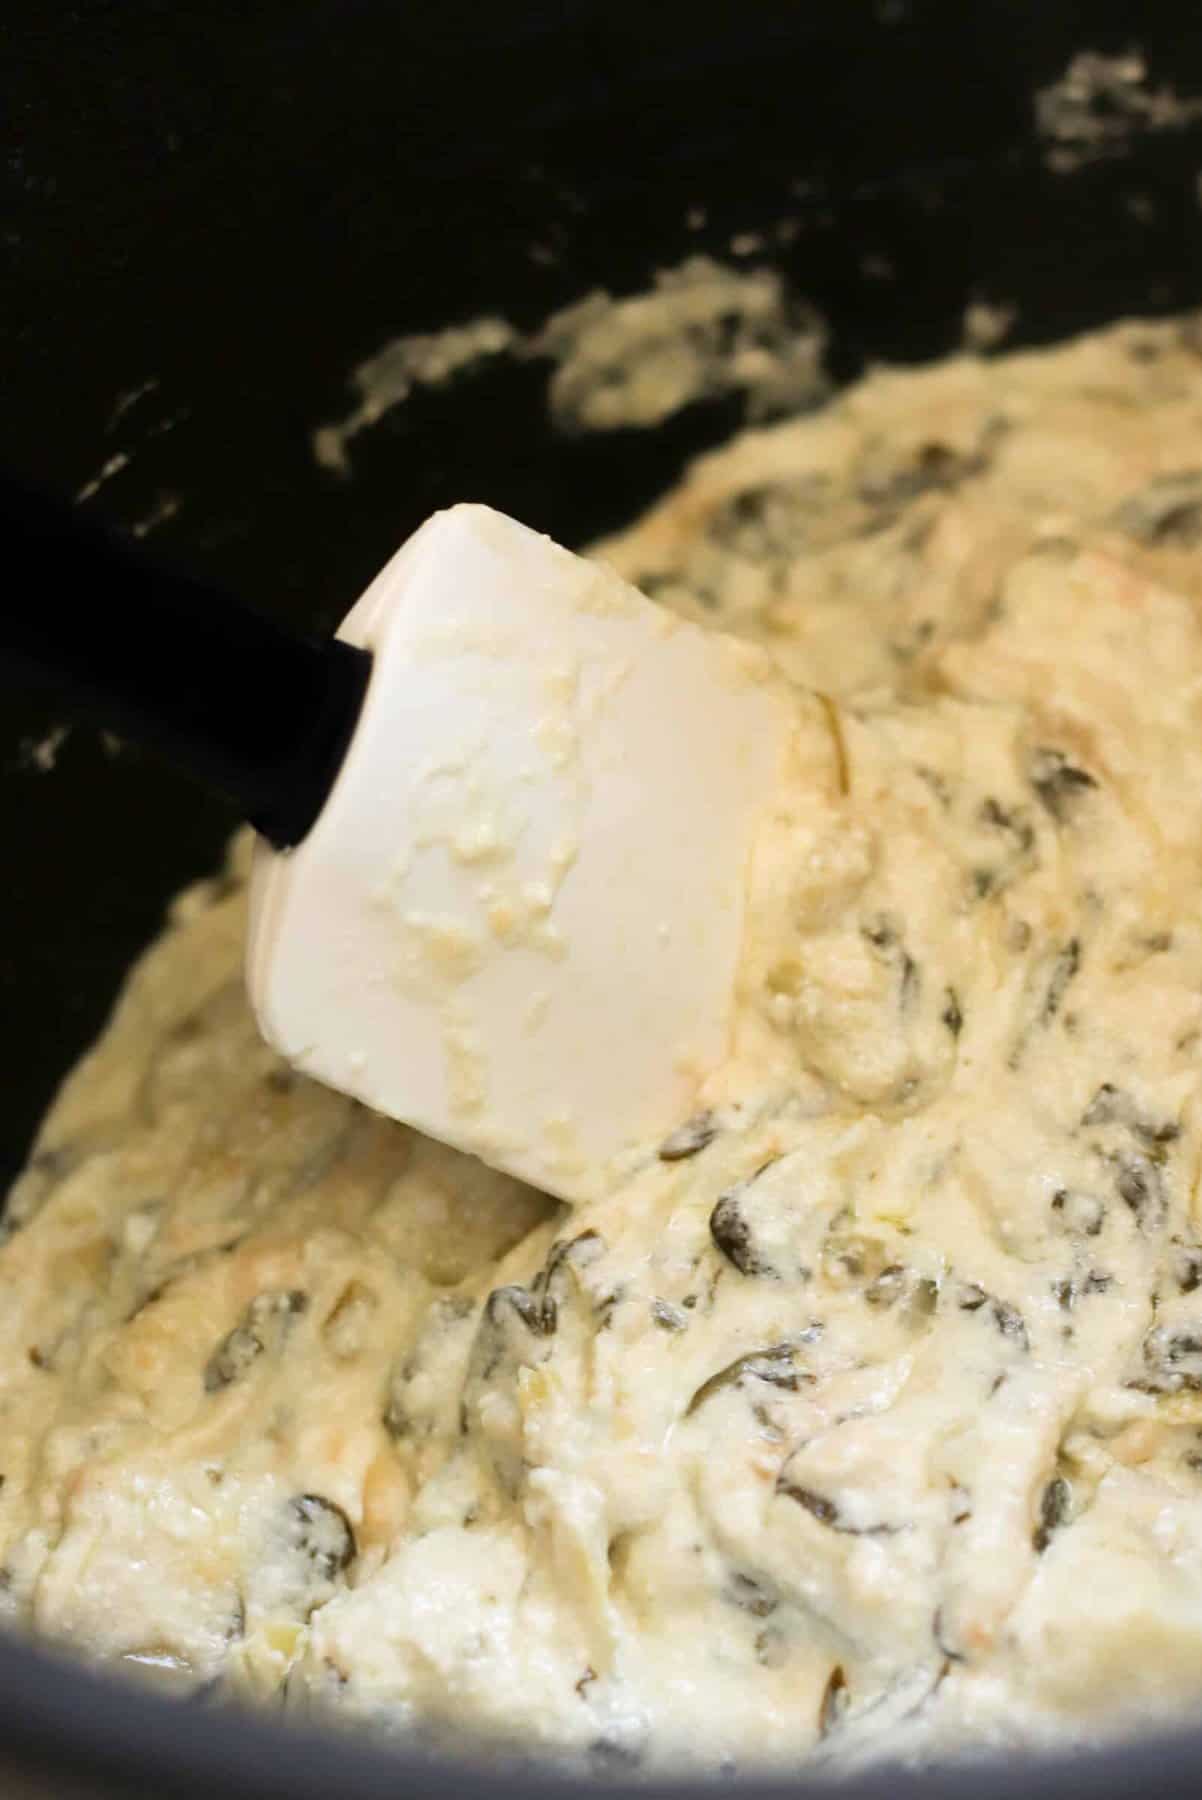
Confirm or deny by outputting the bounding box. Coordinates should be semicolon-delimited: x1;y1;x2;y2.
7;314;1202;1773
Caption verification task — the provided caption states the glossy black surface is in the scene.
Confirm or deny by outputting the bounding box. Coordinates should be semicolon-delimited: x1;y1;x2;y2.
2;477;371;845
3;1;1202;1794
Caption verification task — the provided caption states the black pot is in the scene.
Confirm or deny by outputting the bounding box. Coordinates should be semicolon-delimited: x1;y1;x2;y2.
4;3;1202;1794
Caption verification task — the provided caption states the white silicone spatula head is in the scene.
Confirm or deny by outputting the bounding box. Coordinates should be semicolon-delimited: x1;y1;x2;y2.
246;504;790;1202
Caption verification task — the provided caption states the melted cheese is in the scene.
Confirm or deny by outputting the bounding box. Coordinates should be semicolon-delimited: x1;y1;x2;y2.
8;315;1202;1771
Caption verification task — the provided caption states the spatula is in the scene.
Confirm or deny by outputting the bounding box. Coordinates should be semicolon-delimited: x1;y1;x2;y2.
3;478;791;1201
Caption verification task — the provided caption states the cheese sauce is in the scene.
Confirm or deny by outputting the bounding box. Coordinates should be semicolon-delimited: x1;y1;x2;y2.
7;316;1202;1771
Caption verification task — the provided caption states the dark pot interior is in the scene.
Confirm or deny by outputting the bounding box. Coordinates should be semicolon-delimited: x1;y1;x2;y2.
4;2;1202;1794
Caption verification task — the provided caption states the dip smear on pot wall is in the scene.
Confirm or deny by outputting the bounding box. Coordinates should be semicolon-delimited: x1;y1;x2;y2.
7;311;1202;1773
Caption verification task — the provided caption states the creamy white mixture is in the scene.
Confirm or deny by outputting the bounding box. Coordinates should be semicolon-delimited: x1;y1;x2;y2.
312;255;828;474
8;316;1202;1773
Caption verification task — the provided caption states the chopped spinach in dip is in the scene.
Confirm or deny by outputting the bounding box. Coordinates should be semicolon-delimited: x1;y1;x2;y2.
8;316;1202;1773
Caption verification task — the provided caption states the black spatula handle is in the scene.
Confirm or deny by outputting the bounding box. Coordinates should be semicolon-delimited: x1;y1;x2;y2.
0;476;371;848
